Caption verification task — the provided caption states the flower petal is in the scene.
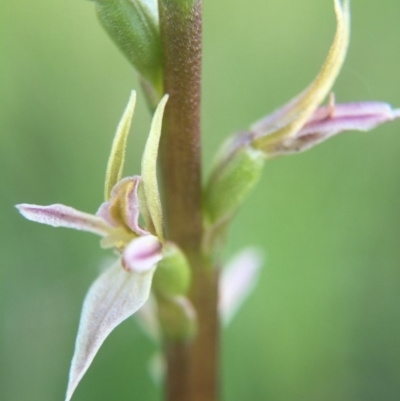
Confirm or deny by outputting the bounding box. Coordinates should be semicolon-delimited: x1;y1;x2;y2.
269;101;400;156
252;0;350;150
301;101;400;135
219;248;264;326
16;203;112;236
141;94;169;241
104;91;137;200
98;176;150;236
122;177;149;235
122;235;163;273
65;260;155;401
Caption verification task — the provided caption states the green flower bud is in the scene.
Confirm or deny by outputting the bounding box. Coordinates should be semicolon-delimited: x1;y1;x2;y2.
204;138;264;225
153;242;191;296
94;0;162;93
157;295;196;341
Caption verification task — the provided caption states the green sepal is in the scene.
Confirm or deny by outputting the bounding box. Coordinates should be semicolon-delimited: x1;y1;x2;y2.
153;242;191;296
204;145;264;225
94;0;162;93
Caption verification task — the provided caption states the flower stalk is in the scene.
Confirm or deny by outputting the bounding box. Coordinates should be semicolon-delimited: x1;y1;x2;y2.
157;1;219;401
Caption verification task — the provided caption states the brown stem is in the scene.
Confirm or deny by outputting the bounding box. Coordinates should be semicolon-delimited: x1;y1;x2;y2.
159;0;203;248
158;1;219;401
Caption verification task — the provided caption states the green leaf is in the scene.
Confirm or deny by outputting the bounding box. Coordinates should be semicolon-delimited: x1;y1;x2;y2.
95;0;163;93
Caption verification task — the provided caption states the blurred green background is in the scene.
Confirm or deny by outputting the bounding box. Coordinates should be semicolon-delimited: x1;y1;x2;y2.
2;0;400;400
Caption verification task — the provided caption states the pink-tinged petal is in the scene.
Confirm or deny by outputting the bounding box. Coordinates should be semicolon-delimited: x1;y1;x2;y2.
16;203;113;236
269;102;400;156
124;177;149;235
95;201;118;227
308;100;395;122
219;248;264;326
122;235;163;273
65;260;155;401
96;176;149;236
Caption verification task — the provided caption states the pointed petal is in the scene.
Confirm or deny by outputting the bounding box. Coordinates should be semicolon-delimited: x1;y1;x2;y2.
219;248;264;326
95;201;117;227
122;177;149;235
16;203;112;236
122;235;163;273
104;91;137;200
141;94;169;241
65;261;155;401
252;0;350;150
270;102;400;156
300;102;400;136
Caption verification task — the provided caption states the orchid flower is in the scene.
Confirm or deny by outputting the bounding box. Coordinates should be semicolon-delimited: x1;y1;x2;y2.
204;0;400;239
16;91;168;401
248;0;400;157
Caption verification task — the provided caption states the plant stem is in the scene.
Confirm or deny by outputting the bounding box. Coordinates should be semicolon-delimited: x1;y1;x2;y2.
158;0;202;248
158;1;219;400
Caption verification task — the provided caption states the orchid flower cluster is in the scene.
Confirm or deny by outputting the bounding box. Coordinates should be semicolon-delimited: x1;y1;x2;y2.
16;0;400;400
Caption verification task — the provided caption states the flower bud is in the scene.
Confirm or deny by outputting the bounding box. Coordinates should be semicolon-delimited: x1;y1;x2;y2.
157;295;197;341
204;141;264;226
93;0;162;93
153;242;191;296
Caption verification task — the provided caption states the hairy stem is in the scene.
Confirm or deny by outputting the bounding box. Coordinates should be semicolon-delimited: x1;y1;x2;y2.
158;1;219;400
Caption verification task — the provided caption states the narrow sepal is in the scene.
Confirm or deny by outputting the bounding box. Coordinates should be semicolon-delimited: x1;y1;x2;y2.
252;0;350;149
104;91;136;200
16;203;112;237
265;101;400;157
141;94;169;241
65;261;155;401
219;248;263;326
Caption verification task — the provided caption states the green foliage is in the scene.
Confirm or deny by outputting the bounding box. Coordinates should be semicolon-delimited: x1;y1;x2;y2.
94;0;162;93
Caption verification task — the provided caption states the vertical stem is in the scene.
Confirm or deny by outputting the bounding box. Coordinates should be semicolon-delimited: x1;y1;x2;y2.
158;1;219;401
159;0;202;248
